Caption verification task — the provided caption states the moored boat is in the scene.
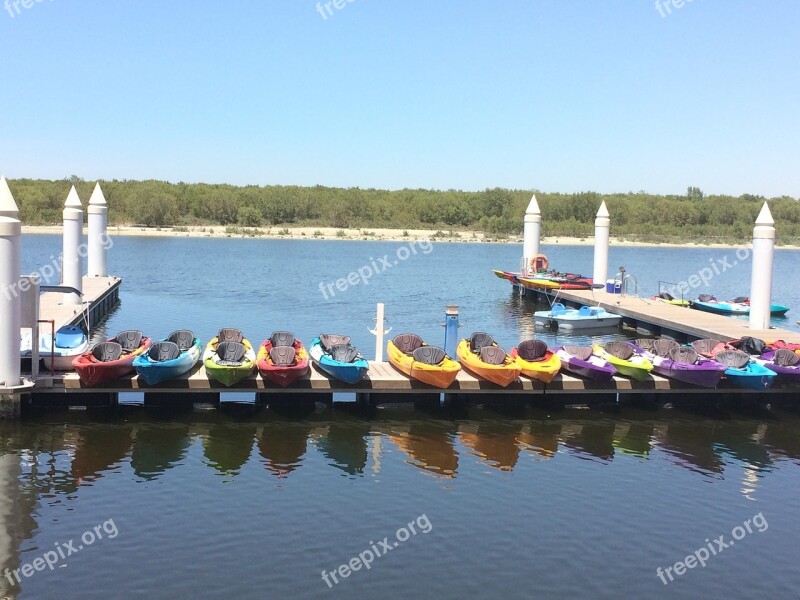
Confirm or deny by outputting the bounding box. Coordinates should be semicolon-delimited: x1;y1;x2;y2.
592;341;653;381
534;303;622;331
635;338;726;388
73;330;151;387
386;333;461;387
555;345;616;382
309;334;368;384
256;331;310;387
509;339;561;383
692;295;789;317
456;332;521;387
203;328;257;387
133;329;202;385
755;348;800;382
38;325;90;371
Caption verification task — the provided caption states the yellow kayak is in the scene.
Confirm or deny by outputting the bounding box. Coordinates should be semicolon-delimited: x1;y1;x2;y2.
387;334;461;388
509;339;561;383
518;277;560;290
592;341;653;381
456;334;521;387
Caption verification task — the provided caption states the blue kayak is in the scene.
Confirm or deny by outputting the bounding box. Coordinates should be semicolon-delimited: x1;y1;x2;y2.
715;349;776;390
309;335;368;384
133;330;202;385
692;300;789;317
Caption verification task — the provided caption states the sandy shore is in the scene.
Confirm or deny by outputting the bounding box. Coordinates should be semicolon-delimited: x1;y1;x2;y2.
19;224;799;249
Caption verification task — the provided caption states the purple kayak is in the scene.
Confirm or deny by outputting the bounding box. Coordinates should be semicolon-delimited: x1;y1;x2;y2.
555;345;617;382
635;339;726;388
757;348;800;382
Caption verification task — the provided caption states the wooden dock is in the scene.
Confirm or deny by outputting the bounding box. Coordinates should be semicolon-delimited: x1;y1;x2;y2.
38;276;121;331
522;286;800;343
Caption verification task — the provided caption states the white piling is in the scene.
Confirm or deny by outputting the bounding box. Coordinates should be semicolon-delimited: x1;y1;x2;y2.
87;182;108;277
0;177;18;219
593;201;610;289
522;194;541;275
748;202;775;330
62;186;83;305
0;212;21;388
369;303;391;362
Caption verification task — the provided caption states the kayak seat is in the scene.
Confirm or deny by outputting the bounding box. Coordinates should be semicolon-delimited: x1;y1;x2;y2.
715;350;750;369
563;345;593;361
269;346;296;367
330;344;360;363
92;342;123;363
168;330;196;351
517;339;548;361
635;338;656;352
320;334;351;352
148;341;181;363
479;346;507;365
658;292;676;301
469;332;495;353
393;333;423;354
271;331;295;348
115;330;143;352
773;348;800;367
216;341;246;366
412;346;446;365
651;339;679;357
732;296;749;304
697;294;717;302
604;341;634;360
669;347;699;365
218;328;243;344
691;338;724;358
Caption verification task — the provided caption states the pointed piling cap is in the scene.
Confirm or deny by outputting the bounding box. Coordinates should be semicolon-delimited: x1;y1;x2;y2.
596;201;610;218
525;194;540;215
755;202;774;226
64;185;83;209
89;182;107;206
0;176;19;218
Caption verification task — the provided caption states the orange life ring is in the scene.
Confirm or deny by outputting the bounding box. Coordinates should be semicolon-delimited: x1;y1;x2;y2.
529;254;549;273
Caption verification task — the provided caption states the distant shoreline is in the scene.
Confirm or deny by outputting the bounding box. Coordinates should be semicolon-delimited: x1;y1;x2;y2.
20;225;800;250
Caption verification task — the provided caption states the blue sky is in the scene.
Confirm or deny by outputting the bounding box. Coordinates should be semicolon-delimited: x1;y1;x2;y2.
0;0;798;196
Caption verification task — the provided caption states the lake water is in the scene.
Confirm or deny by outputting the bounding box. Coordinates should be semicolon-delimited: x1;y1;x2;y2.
3;235;800;599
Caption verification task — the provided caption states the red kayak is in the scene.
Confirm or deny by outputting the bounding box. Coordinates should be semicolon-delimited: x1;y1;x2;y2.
72;330;151;387
256;331;310;387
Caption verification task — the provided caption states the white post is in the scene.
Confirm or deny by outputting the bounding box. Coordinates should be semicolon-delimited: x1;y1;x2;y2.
0;177;17;219
593;201;610;288
62;185;83;305
0;214;21;388
522;194;541;275
87;182;108;277
749;202;775;330
373;303;386;362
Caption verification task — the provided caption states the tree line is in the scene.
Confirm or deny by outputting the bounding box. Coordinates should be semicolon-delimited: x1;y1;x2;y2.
8;177;800;243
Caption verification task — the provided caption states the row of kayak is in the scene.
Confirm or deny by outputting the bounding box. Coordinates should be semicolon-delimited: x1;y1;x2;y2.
654;293;790;316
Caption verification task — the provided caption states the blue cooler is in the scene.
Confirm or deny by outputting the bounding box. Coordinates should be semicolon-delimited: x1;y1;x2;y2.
606;279;622;294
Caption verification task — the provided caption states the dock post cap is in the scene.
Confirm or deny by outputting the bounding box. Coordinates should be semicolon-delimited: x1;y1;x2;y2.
0;176;19;218
525;194;540;215
64;185;83;209
755;202;774;226
445;305;459;315
596;201;610;219
88;182;107;206
753;202;775;240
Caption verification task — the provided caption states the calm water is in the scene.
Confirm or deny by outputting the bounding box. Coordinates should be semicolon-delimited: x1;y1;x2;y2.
3;235;800;599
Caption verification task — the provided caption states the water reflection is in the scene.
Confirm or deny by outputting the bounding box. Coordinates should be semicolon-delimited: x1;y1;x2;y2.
385;422;458;478
257;419;314;478
202;423;257;478
72;424;134;485
315;420;370;476
459;421;523;471
131;423;191;481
